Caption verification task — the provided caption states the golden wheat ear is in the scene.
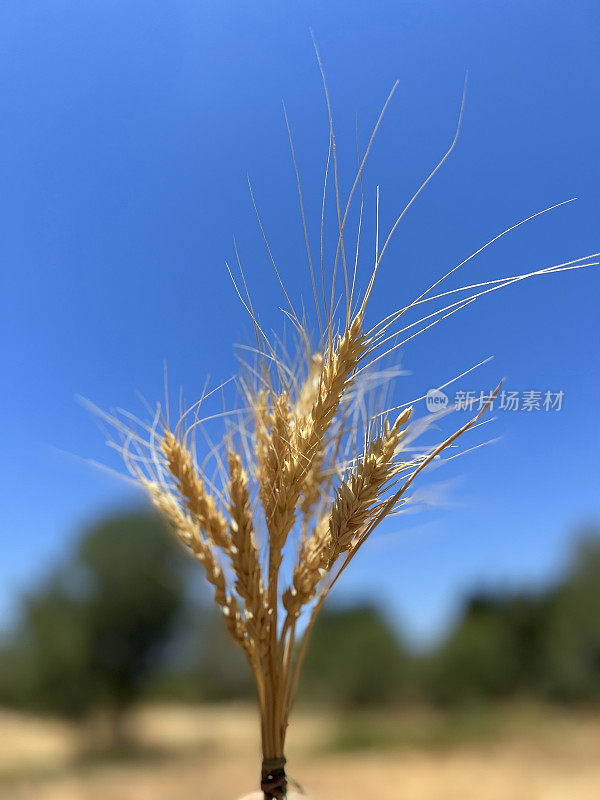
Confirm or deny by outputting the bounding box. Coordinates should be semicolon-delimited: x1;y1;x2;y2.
90;37;598;795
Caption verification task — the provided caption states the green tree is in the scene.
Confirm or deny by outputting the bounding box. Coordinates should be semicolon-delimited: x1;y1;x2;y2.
0;574;91;716
1;511;187;744
427;592;549;705
427;530;600;707
542;533;600;701
299;604;407;708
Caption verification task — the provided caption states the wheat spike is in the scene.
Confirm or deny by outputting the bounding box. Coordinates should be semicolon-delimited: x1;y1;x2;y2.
161;430;229;550
141;479;250;653
228;450;269;655
93;63;596;799
329;405;412;561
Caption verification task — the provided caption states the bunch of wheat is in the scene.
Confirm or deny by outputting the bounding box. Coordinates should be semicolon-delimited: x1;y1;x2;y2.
95;50;597;800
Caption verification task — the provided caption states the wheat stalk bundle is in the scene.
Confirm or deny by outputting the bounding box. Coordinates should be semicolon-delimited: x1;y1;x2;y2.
94;47;598;800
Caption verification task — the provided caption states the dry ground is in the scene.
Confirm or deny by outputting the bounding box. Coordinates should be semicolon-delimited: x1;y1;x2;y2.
1;703;599;800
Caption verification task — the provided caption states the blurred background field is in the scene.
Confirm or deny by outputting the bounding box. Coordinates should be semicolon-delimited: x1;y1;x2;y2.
1;512;599;799
2;702;600;800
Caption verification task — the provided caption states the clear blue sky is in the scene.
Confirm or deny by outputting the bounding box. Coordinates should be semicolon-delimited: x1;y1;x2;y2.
1;1;598;645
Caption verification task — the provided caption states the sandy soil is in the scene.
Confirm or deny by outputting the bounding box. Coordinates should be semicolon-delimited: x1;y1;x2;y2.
1;704;599;800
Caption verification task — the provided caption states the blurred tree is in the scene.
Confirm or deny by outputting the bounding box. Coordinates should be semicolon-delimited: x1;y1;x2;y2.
0;511;187;745
147;604;256;703
2;524;599;721
299;604;407;708
427;591;548;705
542;533;600;702
0;573;91;716
195;613;255;701
428;529;600;707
